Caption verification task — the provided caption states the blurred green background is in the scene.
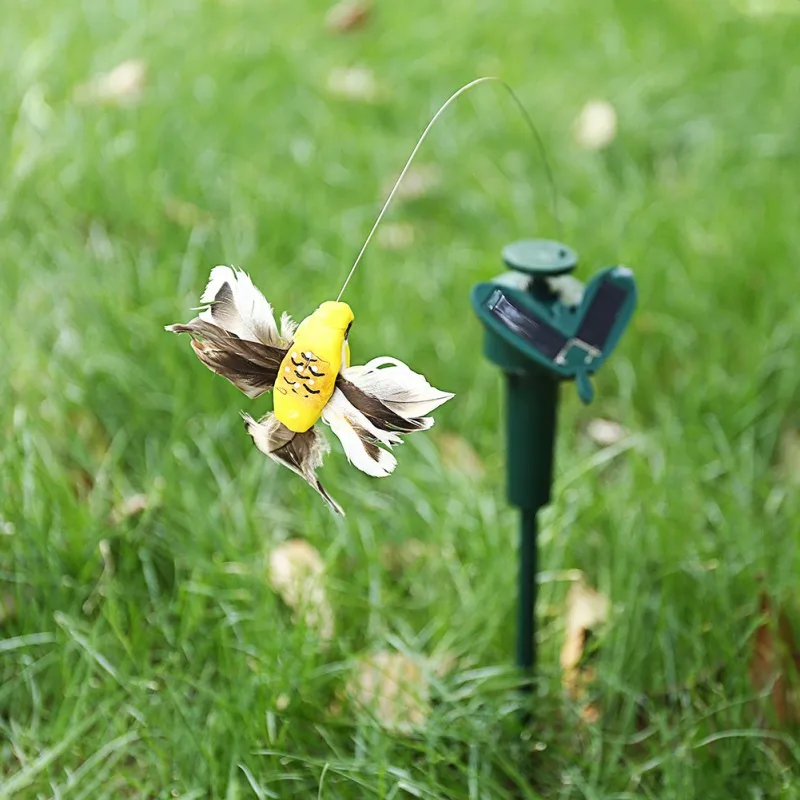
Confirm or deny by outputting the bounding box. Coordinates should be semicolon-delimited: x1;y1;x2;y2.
2;0;800;796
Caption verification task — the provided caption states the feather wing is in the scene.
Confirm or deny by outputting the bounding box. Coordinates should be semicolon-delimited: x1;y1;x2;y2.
167;266;296;397
198;266;293;347
243;412;343;515
341;357;453;420
326;358;453;478
321;388;400;478
166;319;286;398
336;377;431;433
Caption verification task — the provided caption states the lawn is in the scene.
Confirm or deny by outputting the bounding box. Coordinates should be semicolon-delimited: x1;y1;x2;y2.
2;0;800;796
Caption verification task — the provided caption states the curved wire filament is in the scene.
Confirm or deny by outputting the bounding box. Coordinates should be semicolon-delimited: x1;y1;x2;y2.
336;76;561;302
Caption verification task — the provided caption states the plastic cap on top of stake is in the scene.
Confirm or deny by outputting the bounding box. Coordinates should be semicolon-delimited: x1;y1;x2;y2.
501;240;577;278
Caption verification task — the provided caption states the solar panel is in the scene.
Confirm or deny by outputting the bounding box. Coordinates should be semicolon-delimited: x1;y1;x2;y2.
485;290;567;361
575;277;628;352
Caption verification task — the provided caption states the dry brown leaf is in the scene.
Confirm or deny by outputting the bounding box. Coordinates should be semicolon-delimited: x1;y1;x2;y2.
748;592;800;726
580;694;602;724
268;540;334;642
560;577;610;721
437;432;485;479
325;0;372;32
586;418;627;447
573;100;618;151
70;468;95;499
74;60;146;107
345;651;430;733
377;222;415;251
382;165;441;202
64;408;111;498
326;66;378;102
109;493;151;525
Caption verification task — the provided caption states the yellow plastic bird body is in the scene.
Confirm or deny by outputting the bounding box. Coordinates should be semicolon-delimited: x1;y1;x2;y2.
273;301;354;433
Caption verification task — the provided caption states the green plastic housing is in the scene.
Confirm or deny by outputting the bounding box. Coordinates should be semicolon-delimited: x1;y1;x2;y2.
471;258;636;405
471;240;636;505
469;239;636;675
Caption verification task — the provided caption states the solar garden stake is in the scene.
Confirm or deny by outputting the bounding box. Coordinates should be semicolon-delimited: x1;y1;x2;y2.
471;239;637;678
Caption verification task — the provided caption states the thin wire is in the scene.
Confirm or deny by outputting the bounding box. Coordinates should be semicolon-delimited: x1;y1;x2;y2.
336;76;561;302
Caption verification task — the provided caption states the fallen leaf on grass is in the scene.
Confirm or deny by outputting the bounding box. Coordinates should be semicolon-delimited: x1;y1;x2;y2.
748;592;800;726
573;100;618;151
109;493;151;525
586;418;627;447
268;540;334;642
325;0;372;32
70;468;95;499
74;60;146;107
437;432;485;479
560;577;610;722
344;651;430;733
326;66;378;102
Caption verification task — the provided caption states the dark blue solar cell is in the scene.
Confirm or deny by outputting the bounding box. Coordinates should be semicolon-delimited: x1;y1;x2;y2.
485;290;567;361
576;278;628;351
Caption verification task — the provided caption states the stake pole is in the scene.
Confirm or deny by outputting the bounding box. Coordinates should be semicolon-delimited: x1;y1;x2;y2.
505;371;558;678
516;508;538;675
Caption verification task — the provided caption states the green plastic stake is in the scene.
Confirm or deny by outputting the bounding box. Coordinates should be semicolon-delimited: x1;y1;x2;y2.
471;239;636;680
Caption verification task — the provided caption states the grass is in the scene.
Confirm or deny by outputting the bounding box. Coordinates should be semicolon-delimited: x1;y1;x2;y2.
2;0;800;796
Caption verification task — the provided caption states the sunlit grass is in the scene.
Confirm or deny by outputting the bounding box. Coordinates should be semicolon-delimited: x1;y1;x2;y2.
2;0;800;796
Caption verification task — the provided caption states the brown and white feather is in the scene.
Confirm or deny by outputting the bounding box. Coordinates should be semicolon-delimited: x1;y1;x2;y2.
166;319;287;398
336;377;430;433
198;266;289;348
341;357;453;421
321;388;399;478
322;358;453;479
243;412;343;515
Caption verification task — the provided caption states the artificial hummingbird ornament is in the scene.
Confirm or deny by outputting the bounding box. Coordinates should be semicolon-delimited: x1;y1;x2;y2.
166;266;453;515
